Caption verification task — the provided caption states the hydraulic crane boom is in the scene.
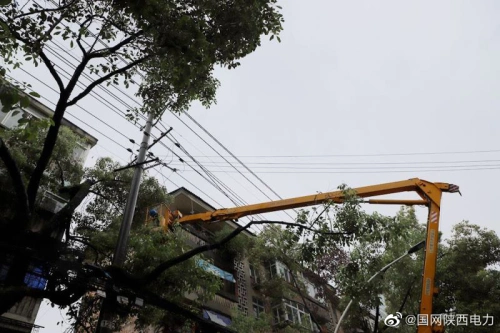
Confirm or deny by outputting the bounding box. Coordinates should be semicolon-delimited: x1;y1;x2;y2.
150;178;459;333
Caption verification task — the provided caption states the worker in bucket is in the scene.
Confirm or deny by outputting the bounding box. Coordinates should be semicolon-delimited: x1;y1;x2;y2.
149;208;160;227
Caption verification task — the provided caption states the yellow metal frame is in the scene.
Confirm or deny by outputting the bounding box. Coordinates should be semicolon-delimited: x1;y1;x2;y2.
152;178;458;332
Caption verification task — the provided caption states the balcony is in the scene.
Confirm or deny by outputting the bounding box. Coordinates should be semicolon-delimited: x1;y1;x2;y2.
185;288;238;317
178;228;207;247
211;293;238;311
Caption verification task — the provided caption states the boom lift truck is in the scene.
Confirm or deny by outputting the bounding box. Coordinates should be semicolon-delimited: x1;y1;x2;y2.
148;178;459;333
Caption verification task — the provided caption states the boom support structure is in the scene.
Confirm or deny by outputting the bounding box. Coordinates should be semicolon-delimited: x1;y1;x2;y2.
154;178;459;332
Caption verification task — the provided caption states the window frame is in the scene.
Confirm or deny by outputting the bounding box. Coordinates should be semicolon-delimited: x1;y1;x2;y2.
252;297;265;318
272;299;314;330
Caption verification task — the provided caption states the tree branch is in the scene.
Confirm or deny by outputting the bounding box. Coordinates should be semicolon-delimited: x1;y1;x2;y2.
0;18;64;92
27;57;89;210
34;13;67;48
67;55;150;106
67;302;93;333
89;30;144;59
56;159;65;187
69;235;100;264
89;189;122;212
108;220;350;286
42;179;94;236
13;0;78;19
0;138;30;229
0;282;88;315
39;50;65;92
76;16;95;57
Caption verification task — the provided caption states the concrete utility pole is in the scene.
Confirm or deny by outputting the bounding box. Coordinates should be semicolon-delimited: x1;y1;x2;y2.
113;113;154;265
96;113;155;333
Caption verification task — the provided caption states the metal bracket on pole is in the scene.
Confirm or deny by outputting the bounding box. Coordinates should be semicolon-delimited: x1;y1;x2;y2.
148;127;172;150
113;158;160;173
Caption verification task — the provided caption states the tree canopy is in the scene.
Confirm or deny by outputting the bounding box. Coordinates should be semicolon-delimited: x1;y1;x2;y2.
0;0;284;317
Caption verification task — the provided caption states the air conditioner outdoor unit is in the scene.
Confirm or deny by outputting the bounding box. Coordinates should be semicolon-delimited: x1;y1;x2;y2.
39;191;68;214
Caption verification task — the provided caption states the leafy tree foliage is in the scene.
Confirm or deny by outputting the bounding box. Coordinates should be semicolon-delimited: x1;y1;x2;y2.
379;219;500;333
0;119;84;226
0;0;284;315
0;123;225;330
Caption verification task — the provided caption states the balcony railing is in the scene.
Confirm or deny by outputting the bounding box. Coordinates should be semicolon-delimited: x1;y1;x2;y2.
211;293;238;311
178;228;207;246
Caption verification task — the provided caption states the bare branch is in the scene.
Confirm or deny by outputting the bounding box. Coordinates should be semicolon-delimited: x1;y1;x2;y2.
0;138;30;229
67;55;151;106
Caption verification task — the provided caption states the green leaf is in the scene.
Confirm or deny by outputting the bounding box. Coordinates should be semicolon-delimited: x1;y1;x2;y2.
0;21;10;37
270;35;274;41
70;40;74;48
0;0;11;6
29;91;41;98
20;96;30;108
277;36;281;43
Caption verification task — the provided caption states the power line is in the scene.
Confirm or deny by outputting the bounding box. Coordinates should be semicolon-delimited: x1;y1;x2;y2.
177;149;500;158
182;113;297;219
168;128;268;203
164;162;500;170
171;113;285;202
158;158;500;166
167;133;268;224
177;165;500;174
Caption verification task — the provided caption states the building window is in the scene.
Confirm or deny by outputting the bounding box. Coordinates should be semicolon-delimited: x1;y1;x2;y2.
252;297;265;318
269;261;292;282
249;264;260;284
1;109;38;129
72;142;89;164
272;299;313;330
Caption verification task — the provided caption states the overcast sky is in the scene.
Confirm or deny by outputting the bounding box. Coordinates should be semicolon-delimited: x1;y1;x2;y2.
12;0;499;331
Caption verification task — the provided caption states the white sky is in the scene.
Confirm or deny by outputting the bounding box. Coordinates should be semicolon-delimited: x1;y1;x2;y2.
6;0;497;331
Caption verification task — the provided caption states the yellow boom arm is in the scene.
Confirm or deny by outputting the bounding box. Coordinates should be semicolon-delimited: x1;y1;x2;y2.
156;178;459;332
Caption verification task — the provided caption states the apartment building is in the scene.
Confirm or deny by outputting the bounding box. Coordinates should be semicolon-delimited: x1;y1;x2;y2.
159;187;345;333
0;95;98;333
